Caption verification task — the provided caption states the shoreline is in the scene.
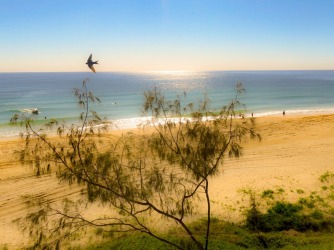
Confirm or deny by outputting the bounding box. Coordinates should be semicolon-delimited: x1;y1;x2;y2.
1;109;334;140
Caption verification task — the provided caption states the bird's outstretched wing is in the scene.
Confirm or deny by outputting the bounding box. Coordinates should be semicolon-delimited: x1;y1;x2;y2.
89;65;96;73
87;53;93;63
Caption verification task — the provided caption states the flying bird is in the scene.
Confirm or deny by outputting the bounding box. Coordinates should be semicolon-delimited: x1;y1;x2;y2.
86;54;98;73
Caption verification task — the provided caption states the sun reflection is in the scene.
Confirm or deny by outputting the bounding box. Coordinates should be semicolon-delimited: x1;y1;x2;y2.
142;71;209;92
146;70;197;76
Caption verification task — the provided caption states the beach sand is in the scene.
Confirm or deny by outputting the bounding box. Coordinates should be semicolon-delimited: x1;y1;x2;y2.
0;114;333;248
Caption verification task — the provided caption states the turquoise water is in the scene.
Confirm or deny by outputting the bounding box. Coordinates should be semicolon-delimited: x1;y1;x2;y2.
1;71;334;138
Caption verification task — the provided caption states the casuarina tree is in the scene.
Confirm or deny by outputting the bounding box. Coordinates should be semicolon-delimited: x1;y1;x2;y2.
11;80;260;250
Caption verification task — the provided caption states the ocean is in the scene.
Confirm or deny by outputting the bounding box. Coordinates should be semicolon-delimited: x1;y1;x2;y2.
1;70;334;138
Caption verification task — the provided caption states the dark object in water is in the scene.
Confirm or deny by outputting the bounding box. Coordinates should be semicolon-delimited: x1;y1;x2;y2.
32;108;39;115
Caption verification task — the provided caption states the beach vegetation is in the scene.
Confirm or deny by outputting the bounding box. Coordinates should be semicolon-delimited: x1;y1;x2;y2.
261;189;275;199
319;171;334;183
10;80;261;250
82;219;334;250
243;172;334;234
296;189;304;194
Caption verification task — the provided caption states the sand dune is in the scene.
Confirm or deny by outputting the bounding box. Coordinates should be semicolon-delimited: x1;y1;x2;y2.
0;114;333;248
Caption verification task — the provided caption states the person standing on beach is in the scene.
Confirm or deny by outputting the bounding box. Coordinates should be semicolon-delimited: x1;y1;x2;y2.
283;110;286;116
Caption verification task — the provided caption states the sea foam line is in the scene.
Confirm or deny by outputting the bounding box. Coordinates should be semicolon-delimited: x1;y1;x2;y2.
1;108;334;140
249;107;334;118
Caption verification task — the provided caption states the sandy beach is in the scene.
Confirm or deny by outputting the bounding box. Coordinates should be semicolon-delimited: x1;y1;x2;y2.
1;113;334;248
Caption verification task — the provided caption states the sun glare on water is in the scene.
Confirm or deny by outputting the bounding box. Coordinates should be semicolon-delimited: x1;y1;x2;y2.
143;70;208;92
146;70;198;76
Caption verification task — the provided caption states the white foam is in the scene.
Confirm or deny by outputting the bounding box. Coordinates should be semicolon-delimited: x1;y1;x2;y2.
249;108;334;118
106;115;226;131
2;108;334;140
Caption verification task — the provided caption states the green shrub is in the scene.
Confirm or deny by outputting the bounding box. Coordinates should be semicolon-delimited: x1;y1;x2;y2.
244;193;262;232
310;210;324;220
319;171;334;183
261;189;275;199
258;202;305;232
245;201;332;232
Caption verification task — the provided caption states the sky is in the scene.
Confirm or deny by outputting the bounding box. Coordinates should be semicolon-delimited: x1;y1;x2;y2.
1;0;334;72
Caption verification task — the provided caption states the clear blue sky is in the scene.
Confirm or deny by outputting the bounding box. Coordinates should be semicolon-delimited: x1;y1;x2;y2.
1;0;334;72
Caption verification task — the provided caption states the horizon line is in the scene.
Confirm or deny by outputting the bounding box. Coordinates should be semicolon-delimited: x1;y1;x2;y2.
1;69;334;74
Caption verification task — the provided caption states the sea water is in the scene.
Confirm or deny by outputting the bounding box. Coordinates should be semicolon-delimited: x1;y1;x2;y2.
1;71;334;138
